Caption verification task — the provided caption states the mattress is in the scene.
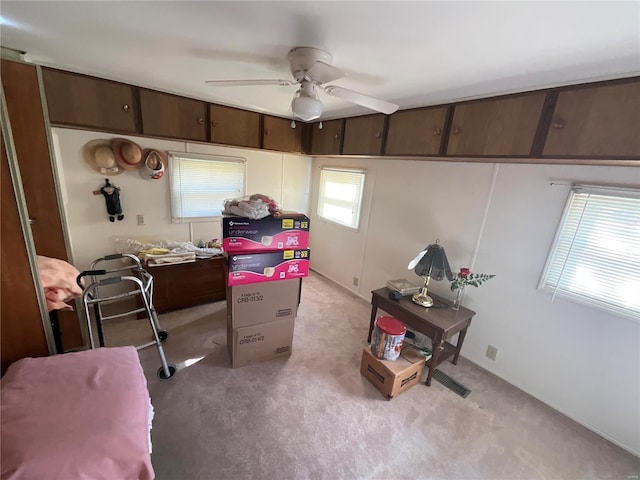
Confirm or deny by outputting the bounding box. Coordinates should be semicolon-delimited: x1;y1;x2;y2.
0;346;154;480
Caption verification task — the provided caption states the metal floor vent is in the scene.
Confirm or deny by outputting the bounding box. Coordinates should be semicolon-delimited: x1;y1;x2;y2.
433;370;471;398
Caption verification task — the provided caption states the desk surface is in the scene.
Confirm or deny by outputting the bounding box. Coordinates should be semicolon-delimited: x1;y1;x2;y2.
371;287;475;338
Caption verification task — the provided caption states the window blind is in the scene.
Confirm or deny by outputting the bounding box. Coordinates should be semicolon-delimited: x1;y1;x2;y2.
541;188;640;319
317;167;365;229
169;153;245;221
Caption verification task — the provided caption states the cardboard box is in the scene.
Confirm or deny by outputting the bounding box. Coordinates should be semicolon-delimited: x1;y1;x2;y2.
227;278;300;328
227;317;295;368
222;214;310;252
226;249;310;286
360;345;426;399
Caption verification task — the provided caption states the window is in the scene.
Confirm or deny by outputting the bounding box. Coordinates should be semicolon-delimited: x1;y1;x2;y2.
317;167;365;229
539;186;640;320
169;152;245;221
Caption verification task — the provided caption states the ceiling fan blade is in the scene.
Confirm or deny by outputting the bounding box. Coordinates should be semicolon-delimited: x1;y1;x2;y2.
205;79;295;87
323;85;398;114
305;61;345;84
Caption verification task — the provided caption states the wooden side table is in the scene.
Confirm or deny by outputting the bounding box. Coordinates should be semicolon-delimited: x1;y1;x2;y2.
368;287;476;386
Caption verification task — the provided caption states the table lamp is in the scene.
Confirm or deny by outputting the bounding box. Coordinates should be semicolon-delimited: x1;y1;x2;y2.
407;239;454;307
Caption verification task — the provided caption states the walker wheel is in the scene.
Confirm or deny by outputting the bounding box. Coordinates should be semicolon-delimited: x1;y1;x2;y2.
158;330;168;342
157;364;177;381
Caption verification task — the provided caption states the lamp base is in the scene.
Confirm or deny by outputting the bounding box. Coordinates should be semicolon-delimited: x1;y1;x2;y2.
411;292;434;308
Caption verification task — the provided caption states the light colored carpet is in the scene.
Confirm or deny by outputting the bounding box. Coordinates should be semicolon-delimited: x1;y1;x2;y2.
121;271;638;480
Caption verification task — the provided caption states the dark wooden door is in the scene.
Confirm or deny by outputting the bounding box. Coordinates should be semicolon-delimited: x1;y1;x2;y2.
209;104;261;148
1;129;50;374
140;89;207;141
342;114;386;155
446;92;546;156
543;79;640;157
3;60;83;350
309;119;344;155
385;107;449;156
263;116;303;152
41;67;138;133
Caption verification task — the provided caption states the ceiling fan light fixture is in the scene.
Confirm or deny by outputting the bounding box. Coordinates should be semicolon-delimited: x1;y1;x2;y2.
291;93;323;121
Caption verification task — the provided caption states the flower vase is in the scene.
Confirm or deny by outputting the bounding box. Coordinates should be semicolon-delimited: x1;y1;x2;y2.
452;287;465;310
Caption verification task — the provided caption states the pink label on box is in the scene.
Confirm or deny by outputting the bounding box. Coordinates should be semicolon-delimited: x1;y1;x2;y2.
227;259;310;286
223;230;309;252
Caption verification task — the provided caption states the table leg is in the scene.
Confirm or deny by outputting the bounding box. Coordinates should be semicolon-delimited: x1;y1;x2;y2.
452;326;468;365
367;303;378;343
426;340;443;386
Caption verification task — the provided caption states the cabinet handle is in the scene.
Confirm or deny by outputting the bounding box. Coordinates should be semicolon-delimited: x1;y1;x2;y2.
452;126;460;135
211;121;219;127
374;131;381;139
433;127;442;136
197;117;204;125
552;119;565;129
334;134;340;140
264;130;269;136
122;104;130;112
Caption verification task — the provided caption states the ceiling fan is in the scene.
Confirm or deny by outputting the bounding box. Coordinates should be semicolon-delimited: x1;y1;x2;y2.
205;47;399;122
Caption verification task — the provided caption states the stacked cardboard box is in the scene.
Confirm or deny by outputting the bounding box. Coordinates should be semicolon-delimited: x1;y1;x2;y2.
223;213;310;368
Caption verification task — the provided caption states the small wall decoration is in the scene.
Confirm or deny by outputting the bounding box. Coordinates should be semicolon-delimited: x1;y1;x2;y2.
99;178;124;222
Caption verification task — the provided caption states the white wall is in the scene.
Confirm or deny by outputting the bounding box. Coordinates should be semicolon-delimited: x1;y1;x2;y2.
51;128;311;271
309;157;640;456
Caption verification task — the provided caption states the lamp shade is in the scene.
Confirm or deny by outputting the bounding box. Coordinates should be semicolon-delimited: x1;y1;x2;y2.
408;242;454;281
291;95;323;121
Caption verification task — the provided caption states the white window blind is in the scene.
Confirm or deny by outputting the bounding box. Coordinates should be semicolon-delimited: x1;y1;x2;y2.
317;167;365;229
540;187;640;320
169;152;245;221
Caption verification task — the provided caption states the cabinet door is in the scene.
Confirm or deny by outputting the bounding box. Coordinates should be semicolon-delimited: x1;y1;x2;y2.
309;119;344;155
385;107;448;156
140;89;207;141
3;60;83;351
146;258;226;313
543;80;640;157
210;104;261;148
1;131;50;373
263;116;303;152
342;114;386;155
41;67;137;133
446;93;546;156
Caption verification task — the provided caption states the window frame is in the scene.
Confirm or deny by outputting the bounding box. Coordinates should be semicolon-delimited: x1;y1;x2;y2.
538;185;640;321
317;167;366;230
168;151;246;223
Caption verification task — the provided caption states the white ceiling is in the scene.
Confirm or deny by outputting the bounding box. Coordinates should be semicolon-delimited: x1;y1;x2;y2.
1;1;639;120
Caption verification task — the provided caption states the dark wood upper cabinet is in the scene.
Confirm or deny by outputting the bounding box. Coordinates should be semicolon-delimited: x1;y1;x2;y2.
385;107;449;156
262;116;303;153
543;79;640;158
446;92;546;156
342;114;386;155
42;68;138;133
309;119;344;155
139;89;207;142
209;104;261;148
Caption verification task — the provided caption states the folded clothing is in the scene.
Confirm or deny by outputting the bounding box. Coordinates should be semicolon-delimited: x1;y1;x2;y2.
139;251;196;266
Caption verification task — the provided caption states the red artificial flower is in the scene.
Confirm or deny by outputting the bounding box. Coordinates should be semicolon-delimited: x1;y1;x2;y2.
459;268;471;278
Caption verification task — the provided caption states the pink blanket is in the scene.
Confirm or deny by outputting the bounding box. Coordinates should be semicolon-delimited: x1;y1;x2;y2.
0;347;154;480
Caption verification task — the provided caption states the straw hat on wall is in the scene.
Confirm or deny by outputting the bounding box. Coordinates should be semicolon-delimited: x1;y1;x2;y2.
83;139;123;175
111;138;143;171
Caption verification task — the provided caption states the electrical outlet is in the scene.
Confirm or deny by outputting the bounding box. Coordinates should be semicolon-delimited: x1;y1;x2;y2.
486;345;498;361
353;277;359;287
137;214;145;226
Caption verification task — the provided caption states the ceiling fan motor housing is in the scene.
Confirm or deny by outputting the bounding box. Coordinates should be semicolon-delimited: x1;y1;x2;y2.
288;47;332;82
